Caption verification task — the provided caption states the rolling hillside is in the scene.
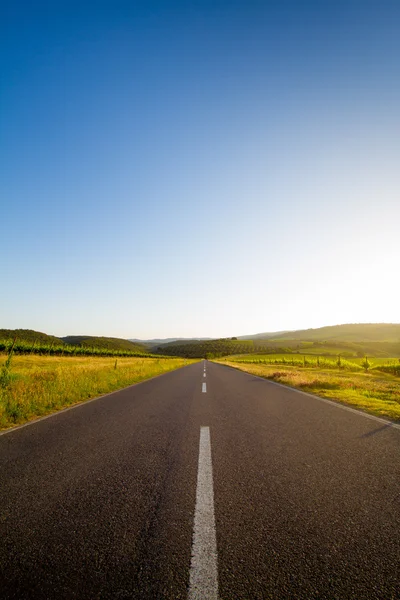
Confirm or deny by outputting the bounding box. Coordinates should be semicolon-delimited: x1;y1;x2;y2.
130;337;212;346
0;329;64;345
61;336;146;352
3;324;400;359
154;324;400;358
0;330;149;356
238;331;289;340
270;323;400;343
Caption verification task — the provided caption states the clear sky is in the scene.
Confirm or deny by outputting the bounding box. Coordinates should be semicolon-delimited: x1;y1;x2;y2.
1;1;399;339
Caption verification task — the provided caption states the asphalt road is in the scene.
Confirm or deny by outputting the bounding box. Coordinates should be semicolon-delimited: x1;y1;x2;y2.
0;360;399;599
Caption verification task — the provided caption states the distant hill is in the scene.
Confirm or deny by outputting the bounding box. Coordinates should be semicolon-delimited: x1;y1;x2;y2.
0;329;65;345
0;330;150;357
0;330;147;353
150;324;400;359
238;331;290;340
153;338;255;358
3;324;400;359
130;337;212;345
271;323;400;343
62;336;146;352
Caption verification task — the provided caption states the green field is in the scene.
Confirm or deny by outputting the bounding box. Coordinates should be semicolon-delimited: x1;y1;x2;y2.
221;353;400;374
0;354;196;430
219;352;400;373
215;354;400;422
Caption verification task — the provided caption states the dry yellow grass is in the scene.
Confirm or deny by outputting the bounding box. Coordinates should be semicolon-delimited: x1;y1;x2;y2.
0;354;196;430
217;361;400;422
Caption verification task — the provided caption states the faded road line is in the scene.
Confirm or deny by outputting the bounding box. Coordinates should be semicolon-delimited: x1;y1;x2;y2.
188;426;219;600
202;382;207;393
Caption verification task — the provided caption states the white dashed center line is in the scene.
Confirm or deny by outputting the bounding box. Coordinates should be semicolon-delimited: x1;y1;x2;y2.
188;426;219;600
202;382;207;393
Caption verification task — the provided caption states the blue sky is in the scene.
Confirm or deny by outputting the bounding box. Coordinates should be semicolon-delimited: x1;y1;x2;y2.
1;1;399;338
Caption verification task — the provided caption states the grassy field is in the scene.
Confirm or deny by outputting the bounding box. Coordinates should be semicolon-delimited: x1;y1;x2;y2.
0;354;196;430
215;356;400;422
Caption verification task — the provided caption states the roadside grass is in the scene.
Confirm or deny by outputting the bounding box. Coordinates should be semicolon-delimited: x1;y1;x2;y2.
215;359;400;422
0;354;196;430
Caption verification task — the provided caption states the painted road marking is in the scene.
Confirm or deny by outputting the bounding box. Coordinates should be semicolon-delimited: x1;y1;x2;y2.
203;373;206;377
188;427;219;600
202;382;207;393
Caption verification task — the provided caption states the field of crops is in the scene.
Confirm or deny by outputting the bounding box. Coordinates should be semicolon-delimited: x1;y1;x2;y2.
0;337;155;358
219;353;400;376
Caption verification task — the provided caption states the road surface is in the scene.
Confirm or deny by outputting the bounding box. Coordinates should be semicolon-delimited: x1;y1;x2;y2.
1;360;399;599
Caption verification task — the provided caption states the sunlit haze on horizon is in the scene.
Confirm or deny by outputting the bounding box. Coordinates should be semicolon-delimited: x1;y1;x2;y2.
1;1;399;339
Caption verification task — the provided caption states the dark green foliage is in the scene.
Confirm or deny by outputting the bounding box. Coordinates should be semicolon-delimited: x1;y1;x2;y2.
153;338;290;359
154;338;255;358
362;356;370;371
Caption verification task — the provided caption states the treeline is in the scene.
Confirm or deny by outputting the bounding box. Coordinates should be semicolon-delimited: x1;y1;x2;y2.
153;338;295;358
